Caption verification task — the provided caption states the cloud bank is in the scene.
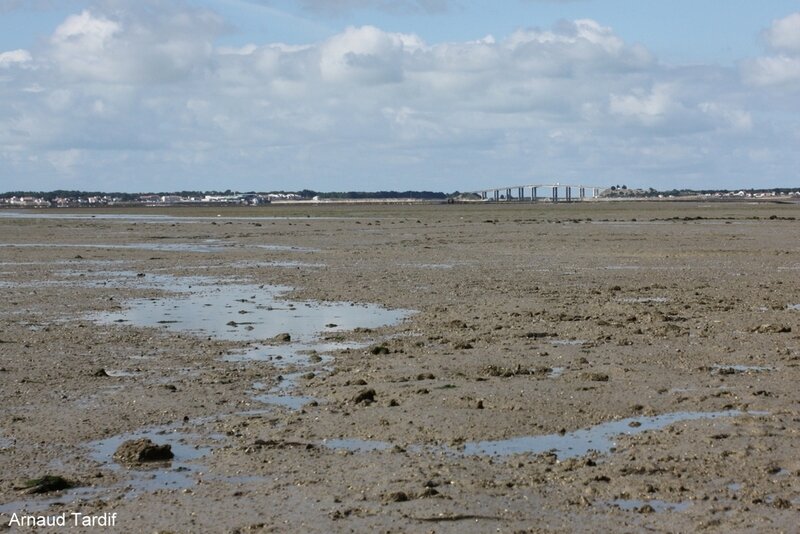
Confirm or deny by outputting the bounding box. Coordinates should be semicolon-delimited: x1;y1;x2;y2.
1;4;798;191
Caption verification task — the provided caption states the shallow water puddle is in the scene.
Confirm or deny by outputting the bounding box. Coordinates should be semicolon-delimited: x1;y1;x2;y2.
322;439;393;452
0;242;315;253
227;260;326;269
551;339;587;346
462;411;746;459
788;304;800;311
610;499;691;513
0;211;358;222
251;374;320;410
0;426;217;514
323;411;757;459
617;297;670;304
712;364;774;374
90;274;410;343
90;272;409;412
86;426;216;496
223;341;360;365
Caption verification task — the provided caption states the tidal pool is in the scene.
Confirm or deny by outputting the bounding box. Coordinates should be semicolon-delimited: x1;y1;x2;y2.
462;411;747;459
90;274;411;343
610;499;691;513
712;364;774;374
0;425;217;514
86;426;216;497
0;242;314;253
323;411;760;460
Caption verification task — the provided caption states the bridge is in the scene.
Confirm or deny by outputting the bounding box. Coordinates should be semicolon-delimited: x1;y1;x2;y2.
471;183;605;202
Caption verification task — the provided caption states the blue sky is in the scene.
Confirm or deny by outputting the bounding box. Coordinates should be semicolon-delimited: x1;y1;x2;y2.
1;0;800;192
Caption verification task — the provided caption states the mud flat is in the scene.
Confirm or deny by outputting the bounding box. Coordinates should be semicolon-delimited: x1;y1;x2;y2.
0;201;799;532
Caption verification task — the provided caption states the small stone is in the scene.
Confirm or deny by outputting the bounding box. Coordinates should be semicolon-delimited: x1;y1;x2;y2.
352;388;376;405
386;491;410;502
274;333;291;342
773;498;792;509
580;372;609;382
113;438;174;465
752;324;791;334
17;475;75;494
93;368;110;377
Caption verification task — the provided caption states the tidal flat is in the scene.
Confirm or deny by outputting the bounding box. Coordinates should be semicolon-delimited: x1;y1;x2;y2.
0;201;798;532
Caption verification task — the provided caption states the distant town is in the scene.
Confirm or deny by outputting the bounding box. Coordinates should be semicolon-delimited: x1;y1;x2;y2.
0;190;448;208
1;187;800;207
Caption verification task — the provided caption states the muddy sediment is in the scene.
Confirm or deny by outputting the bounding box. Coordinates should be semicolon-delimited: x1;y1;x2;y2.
0;202;798;532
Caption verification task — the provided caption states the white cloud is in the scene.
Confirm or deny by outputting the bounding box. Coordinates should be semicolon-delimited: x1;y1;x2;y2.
319;25;410;84
1;4;799;191
294;0;450;15
0;49;32;68
743;12;800;88
764;12;800;52
610;84;675;125
49;7;223;83
742;54;800;87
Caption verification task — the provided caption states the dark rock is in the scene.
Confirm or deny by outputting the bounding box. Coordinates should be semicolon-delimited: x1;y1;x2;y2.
352;388;376;405
17;475;75;494
752;324;791;334
274;333;292;342
524;332;554;339
580;372;610;382
369;345;390;355
420;487;439;498
386;491;410;502
93;368;110;377
113;438;174;465
252;439;316;450
773;498;792;509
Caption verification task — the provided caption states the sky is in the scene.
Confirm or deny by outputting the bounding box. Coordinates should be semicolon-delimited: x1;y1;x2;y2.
1;1;800;193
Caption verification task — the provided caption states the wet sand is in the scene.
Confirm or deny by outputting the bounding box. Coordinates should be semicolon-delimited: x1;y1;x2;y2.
0;201;798;532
